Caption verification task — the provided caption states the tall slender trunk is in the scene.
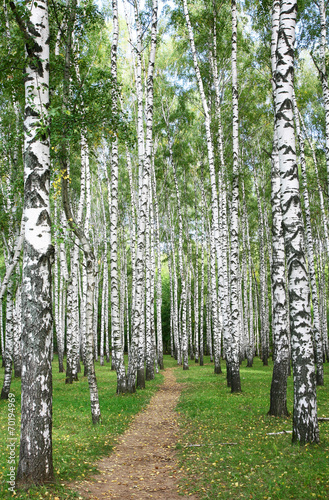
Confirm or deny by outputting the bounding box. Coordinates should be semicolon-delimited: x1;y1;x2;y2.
128;0;158;391
274;0;318;444
1;280;14;399
13;284;22;378
253;165;269;365
110;0;126;393
242;181;254;367
268;16;290;413
293;94;324;386
194;238;199;363
229;0;241;392
211;3;231;374
145;184;155;380
318;0;329;199
170;222;181;364
210;225;222;374
151;154;163;369
170;149;188;370
16;0;54;482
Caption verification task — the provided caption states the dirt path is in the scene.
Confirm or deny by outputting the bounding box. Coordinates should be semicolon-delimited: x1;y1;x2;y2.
70;368;199;500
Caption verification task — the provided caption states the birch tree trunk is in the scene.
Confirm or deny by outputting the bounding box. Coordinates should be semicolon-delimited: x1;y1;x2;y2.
293;95;324;386
1;280;14;399
61;150;100;424
16;0;54;482
151;156;164;369
241;181;254;367
170;221;181;364
110;0;127;393
171;151;188;370
229;0;242;392
128;0;158;390
318;0;329;199
253;165;269;366
211;4;231;377
274;0;319;444
13;284;22;378
210;226;222;374
54;202;65;373
268;3;290;419
194;239;199;363
145;185;155;380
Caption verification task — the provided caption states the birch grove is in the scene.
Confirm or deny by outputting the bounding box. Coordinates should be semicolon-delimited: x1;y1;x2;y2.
2;0;329;485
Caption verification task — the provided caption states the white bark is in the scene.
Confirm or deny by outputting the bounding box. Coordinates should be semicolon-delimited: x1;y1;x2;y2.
274;0;319;444
1;279;14;399
170;221;181;364
318;0;329;198
16;0;54;482
293;94;324;386
253;165;269;365
151;155;164;369
170;148;188;370
128;0;158;391
229;0;241;392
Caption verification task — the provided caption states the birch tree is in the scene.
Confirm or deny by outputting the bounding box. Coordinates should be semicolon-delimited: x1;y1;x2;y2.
11;0;54;483
229;0;242;392
274;0;319;444
110;0;127;393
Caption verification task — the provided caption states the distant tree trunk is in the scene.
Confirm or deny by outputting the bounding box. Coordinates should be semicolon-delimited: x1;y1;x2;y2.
167;253;175;358
1;280;14;399
206;246;213;362
110;0;126;393
253;165;269;366
170;222;181;364
241;181;254;367
318;0;329;199
274;0;319;444
62;147;100;424
145;186;155;380
194;184;199;363
100;256;106;367
151;157;164;369
92;231;99;362
293;94;324;386
298;110;329;259
210;226;222;374
317;237;329;361
199;199;205;367
13;284;22;378
54;202;65;373
16;0;54;483
171;150;188;370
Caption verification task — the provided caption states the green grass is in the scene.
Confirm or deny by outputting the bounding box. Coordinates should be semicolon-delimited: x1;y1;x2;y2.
1;355;328;499
0;355;165;499
174;357;329;499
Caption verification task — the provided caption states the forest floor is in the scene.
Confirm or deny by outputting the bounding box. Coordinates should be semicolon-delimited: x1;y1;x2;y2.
70;367;198;500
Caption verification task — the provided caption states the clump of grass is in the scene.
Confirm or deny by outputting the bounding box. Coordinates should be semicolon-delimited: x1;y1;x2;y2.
0;356;163;499
174;357;329;499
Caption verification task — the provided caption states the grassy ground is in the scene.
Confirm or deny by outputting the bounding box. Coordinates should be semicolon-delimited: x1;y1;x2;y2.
174;357;329;500
0;356;164;499
1;355;328;499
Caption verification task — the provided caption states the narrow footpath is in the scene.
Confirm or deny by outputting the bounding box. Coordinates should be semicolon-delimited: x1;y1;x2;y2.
71;368;199;499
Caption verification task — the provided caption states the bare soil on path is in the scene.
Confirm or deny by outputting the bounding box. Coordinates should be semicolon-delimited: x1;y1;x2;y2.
70;368;199;500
